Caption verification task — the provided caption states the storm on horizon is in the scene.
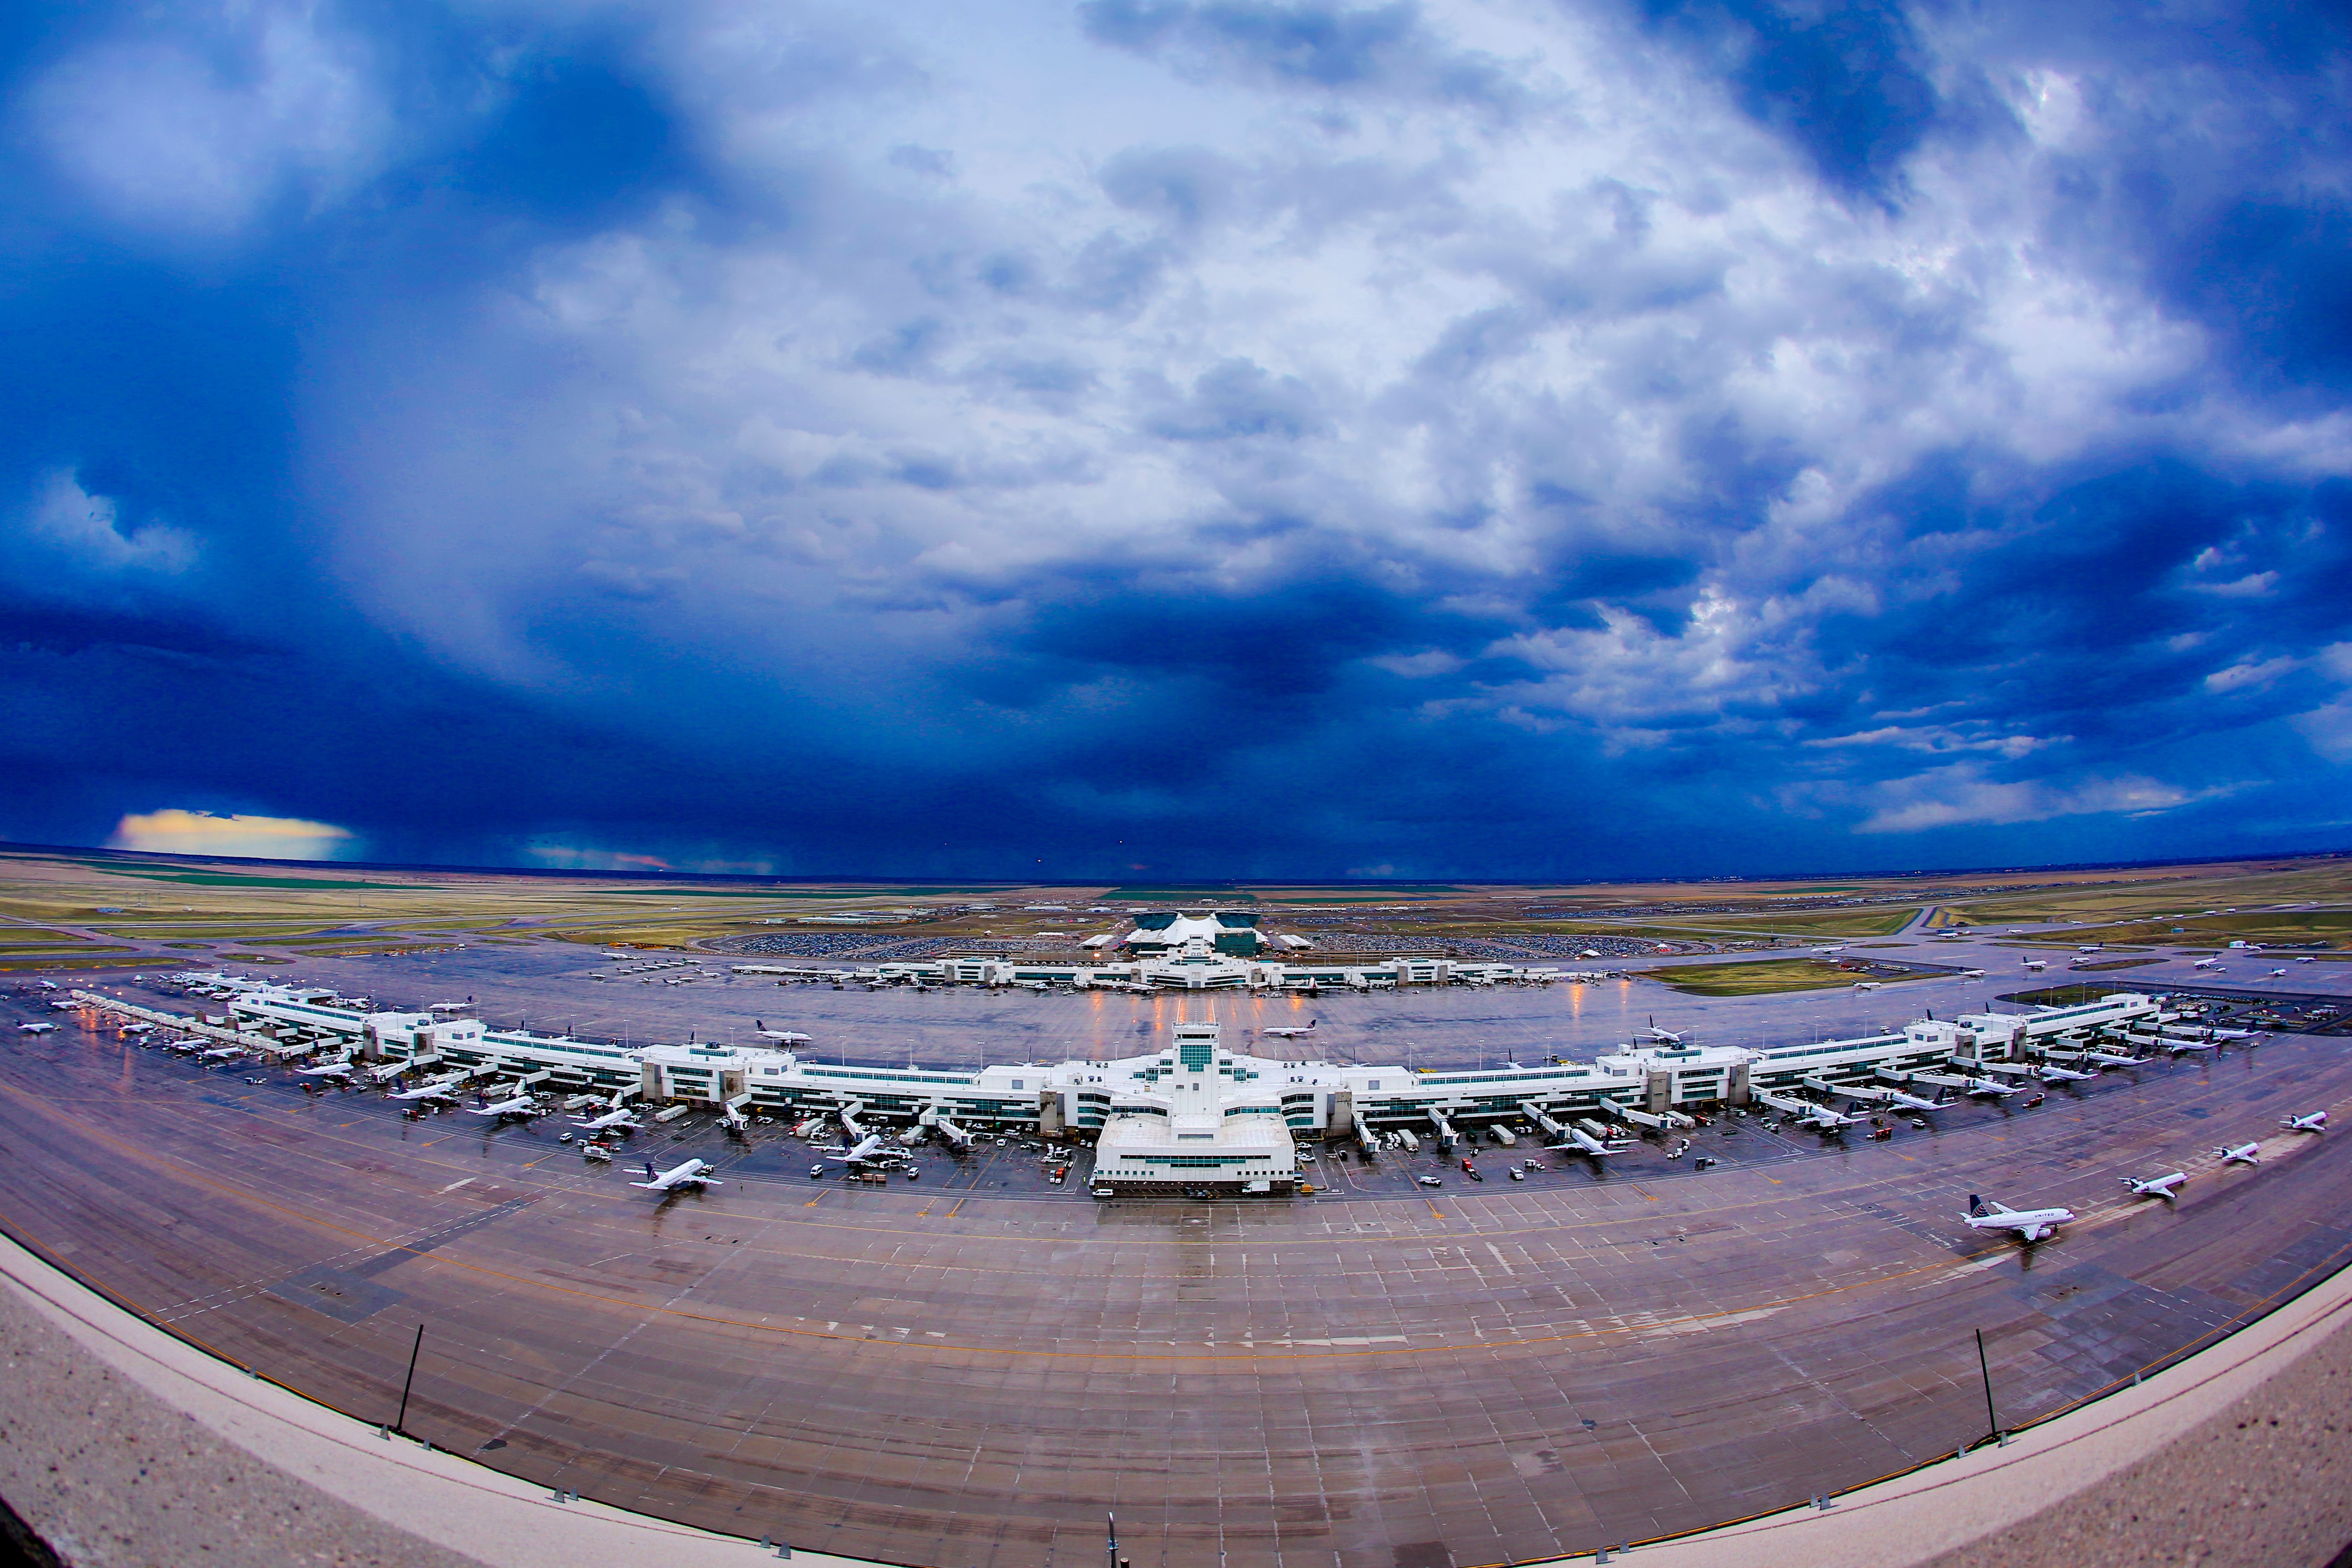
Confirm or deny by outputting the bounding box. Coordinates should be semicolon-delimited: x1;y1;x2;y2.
4;0;2349;880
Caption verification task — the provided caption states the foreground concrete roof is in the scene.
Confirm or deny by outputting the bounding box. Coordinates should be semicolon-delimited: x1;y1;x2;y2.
4;1227;2347;1568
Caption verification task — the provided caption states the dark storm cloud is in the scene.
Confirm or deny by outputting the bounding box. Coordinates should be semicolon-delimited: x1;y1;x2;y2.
0;0;2347;877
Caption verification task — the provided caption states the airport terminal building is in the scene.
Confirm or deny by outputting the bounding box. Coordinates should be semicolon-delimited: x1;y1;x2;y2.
119;974;2181;1197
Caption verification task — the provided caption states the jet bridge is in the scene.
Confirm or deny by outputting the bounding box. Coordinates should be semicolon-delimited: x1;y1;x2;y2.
721;1093;754;1133
1752;1088;1821;1119
920;1104;976;1151
1426;1107;1460;1147
1593;1098;1695;1132
838;1099;869;1141
1804;1076;1893;1101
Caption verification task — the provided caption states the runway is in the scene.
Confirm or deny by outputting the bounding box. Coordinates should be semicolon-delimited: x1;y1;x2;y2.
5;999;2352;1568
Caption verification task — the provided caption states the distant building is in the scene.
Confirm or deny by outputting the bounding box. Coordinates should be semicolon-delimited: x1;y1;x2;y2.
1119;910;1272;958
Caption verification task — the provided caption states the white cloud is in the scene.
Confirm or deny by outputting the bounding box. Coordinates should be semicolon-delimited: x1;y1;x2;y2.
29;471;197;573
1849;767;2222;835
109;809;355;859
30;3;384;236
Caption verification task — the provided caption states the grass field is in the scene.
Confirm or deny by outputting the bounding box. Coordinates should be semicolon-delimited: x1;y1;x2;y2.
1634;958;1920;996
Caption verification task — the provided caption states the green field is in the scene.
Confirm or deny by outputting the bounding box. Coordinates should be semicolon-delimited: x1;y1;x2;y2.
1635;958;1922;997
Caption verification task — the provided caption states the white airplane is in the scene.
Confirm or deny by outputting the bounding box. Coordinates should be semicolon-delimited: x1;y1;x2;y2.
1551;1126;1632;1159
2022;959;2048;972
1885;1086;1952;1113
573;1106;643;1134
825;1133;891;1165
2217;1141;2262;1166
298;1058;355;1078
1262;1019;1318;1039
1964;1194;2075;1242
2193;957;2224;970
2280;1110;2329;1134
2085;1048;2147;1068
17;1021;56;1034
2295;956;2317;964
1642;1019;1685;1045
632;1158;721;1193
2266;968;2288;978
428;1001;469;1013
2120;1171;2187;1200
755;1029;812;1044
389;1078;461;1102
200;1044;246;1060
1958;968;1987;979
1008;979;1050;992
2037;1062;2096;1083
1964;1076;2020;1098
468;1092;542;1121
1792;1102;1862;1131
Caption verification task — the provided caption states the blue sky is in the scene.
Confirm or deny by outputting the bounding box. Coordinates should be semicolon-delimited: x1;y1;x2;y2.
3;0;2349;879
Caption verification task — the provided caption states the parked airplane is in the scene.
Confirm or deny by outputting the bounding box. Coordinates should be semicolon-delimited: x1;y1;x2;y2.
1262;1019;1318;1039
632;1158;721;1194
1885;1086;1953;1113
572;1107;642;1134
2280;1110;2329;1134
1964;1194;2075;1242
298;1058;354;1078
1792;1102;1862;1132
2120;1171;2187;1200
2217;1141;2262;1166
1643;1019;1686;1045
389;1078;461;1102
468;1092;542;1121
1552;1126;1631;1159
826;1133;892;1166
17;1021;56;1034
1964;1076;2020;1098
200;1044;246;1061
2037;1062;2097;1083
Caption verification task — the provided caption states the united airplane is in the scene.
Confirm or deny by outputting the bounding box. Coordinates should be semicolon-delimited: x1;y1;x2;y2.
468;1092;542;1121
1261;1019;1317;1039
2280;1110;2329;1134
2037;1062;2096;1083
826;1133;893;1166
633;1158;721;1194
1964;1194;2075;1242
2217;1141;2262;1166
17;1021;55;1034
573;1107;642;1134
2120;1171;2186;1200
1552;1125;1631;1159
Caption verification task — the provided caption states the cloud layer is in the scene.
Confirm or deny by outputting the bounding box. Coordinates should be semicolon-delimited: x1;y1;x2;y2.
4;0;2349;877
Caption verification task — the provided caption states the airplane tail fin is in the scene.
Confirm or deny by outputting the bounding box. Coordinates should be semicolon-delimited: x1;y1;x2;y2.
1966;1194;1986;1216
644;1161;656;1181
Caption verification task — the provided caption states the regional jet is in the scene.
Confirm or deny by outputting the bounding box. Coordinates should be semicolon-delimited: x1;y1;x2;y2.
2280;1110;2329;1134
573;1107;643;1135
2217;1141;2262;1166
1551;1126;1632;1159
632;1159;722;1194
468;1092;542;1121
1964;1195;2075;1243
1262;1020;1318;1039
2120;1171;2187;1200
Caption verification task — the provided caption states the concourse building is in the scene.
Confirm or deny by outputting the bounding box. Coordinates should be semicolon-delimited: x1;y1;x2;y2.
141;972;2173;1197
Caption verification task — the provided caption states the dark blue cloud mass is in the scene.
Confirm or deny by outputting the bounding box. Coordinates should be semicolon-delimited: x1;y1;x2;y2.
0;0;2348;879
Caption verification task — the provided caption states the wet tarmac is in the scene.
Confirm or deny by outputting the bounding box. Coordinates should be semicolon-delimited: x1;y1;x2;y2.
7;967;2352;1568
